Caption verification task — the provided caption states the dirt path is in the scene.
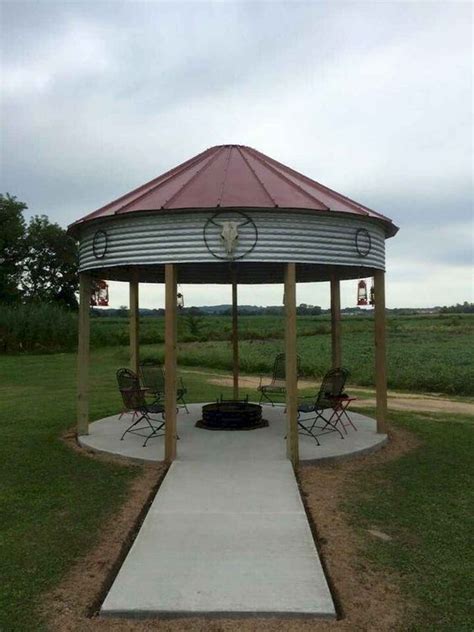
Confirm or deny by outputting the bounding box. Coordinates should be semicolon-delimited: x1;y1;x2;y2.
180;369;474;416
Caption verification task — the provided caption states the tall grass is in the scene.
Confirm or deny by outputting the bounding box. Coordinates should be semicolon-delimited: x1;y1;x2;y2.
0;303;78;352
1;306;473;395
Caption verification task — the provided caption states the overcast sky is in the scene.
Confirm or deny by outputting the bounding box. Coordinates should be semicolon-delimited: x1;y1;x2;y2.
1;1;472;309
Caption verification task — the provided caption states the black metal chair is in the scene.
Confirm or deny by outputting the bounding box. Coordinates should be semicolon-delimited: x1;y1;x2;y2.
297;367;350;445
258;352;302;406
117;367;139;420
116;368;165;447
139;359;189;413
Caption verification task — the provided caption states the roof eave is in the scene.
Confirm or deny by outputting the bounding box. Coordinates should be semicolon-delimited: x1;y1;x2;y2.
67;205;399;239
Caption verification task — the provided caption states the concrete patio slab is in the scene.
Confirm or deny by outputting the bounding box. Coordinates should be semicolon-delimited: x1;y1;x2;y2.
79;403;387;464
101;460;336;618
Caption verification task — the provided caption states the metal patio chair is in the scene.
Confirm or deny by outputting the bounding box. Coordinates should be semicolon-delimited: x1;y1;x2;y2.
257;352;302;406
116;368;165;447
297;367;350;445
139;359;189;413
117;366;140;421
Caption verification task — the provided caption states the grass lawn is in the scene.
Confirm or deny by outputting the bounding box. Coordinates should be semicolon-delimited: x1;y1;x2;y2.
347;410;474;631
0;349;473;630
0;349;252;631
0;352;138;631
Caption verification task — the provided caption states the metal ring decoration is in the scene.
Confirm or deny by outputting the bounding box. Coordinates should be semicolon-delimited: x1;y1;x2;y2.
92;230;108;259
355;228;371;257
203;210;258;260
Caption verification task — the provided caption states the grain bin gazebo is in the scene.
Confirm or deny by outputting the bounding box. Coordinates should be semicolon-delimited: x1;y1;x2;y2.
68;145;398;466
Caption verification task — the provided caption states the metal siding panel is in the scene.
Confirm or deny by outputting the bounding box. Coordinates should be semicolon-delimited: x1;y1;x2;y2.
79;211;385;275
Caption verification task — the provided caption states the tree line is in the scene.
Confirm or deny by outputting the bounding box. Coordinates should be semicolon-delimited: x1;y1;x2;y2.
0;193;78;308
440;302;474;314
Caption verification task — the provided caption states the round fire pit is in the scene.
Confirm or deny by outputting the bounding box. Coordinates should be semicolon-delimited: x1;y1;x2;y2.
196;401;268;431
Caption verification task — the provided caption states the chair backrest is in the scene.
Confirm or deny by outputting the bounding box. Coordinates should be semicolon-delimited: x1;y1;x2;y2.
117;368;139;390
272;353;286;381
271;353;303;384
139;360;165;392
116;368;146;409
315;367;350;407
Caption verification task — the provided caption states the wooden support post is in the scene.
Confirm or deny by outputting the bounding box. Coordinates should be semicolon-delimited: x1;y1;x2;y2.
164;264;178;462
77;273;91;436
231;271;239;400
374;270;388;434
284;263;299;467
129;271;140;375
330;275;342;368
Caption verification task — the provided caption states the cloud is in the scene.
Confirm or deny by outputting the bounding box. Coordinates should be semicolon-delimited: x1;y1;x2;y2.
0;1;472;307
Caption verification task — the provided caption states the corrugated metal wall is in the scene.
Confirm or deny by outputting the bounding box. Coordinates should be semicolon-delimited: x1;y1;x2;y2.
78;210;385;281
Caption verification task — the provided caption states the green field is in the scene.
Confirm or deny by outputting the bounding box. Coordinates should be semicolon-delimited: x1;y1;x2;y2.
118;312;474;396
2;308;473;395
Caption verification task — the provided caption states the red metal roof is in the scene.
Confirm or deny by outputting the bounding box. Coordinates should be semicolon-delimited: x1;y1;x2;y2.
69;145;398;236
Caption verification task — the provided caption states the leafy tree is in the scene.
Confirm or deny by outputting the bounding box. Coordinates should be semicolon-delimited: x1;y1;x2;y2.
21;215;78;308
185;307;204;337
117;305;129;317
440;302;474;314
297;303;322;316
0;193;27;303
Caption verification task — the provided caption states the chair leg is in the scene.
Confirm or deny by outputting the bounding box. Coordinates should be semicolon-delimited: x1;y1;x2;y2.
142;414;165;447
340;408;357;432
309;410;344;440
119;409;137;421
179;395;189;414
121;413;146;440
261;391;275;406
296;418;321;446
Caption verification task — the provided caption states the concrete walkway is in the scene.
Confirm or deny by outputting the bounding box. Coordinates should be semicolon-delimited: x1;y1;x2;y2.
101;459;336;618
97;402;388;618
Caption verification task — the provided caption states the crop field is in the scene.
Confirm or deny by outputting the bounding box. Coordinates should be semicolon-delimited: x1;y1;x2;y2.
1;308;473;395
129;313;473;396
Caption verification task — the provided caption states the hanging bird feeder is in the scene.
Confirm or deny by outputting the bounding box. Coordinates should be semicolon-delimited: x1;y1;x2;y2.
90;280;109;307
177;291;184;309
357;280;368;306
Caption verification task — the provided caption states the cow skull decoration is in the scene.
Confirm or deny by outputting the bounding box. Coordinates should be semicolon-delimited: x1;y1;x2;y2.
204;211;258;260
220;220;240;255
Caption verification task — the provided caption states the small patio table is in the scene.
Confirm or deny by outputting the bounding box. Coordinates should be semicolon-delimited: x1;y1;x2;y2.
330;396;358;434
